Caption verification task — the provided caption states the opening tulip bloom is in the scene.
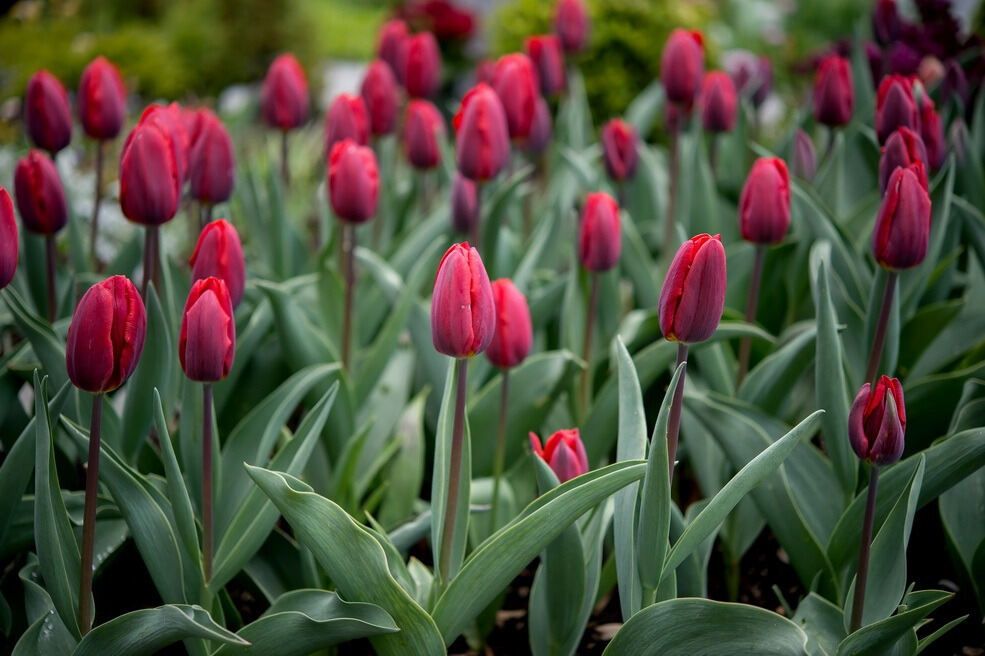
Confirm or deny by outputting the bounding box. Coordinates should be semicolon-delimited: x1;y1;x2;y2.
699;71;738;133
525;35;566;97
120;119;181;226
530;429;589;483
813;56;854;128
875;75;919;144
78;57;126;141
878;127;928;194
492;53;540;141
872;163;931;270
14;150;67;235
660;29;704;106
451;172;479;235
578;192;621;272
792;129;817;181
739;157;791;244
659;234;727;344
179;277;236;382
25;70;72;155
189;111;235;206
326;94;370;153
454;83;510;181
402;32;442;98
524;97;553;157
361;60;399;137
403;100;445;170
431;242;495;358
486;279;533;370
328;140;379;223
0;188;19;290
260;54;310;131
601;118;638;182
849;376;905;465
190;219;246;308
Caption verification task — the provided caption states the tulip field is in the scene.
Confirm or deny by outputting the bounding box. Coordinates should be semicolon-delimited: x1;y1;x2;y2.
2;0;985;654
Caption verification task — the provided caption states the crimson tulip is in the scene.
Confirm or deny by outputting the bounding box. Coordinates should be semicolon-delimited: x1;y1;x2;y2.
878;127;928;194
486;279;532;370
328;139;379;223
189;110;235;206
739;157;790;244
78;57;126;141
128;104;190;184
25;70;72;155
525;96;553;156
554;0;589;54
492;53;539;141
326;94;370;153
261;54;310;131
530;429;589;483
875;75;919;144
190;219;245;308
578;192;621;272
430;242;495;358
601;118;638;182
525;35;566;97
361;60;399;137
119;119;181;226
872;163;931;270
918;93;945;170
699;71;737;133
454;84;510;181
849;376;905;465
660;29;704;106
179;277;235;382
14;150;67;235
659;233;727;344
813;56;854;128
378;19;409;82
403;100;445;170
474;59;495;85
792;129;817;181
451;172;478;235
402;32;442;99
0;188;18;289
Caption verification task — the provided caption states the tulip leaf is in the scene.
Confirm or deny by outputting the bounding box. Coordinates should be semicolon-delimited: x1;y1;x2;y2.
900;161;955;318
378;389;428;529
153;389;200;565
791;592;846;656
836;589;953;656
12;610;76;656
738;324;817;414
480;164;534;279
214;297;274;413
256;278;337;369
3;289;67;390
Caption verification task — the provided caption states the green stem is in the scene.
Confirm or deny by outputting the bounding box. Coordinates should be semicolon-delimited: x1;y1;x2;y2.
850;466;879;632
45;234;56;322
489;369;510;534
79;393;102;635
439;358;469;584
280;130;290;188
736;244;766;389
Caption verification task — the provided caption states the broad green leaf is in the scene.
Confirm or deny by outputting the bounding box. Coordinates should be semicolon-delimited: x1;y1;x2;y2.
13;554;77;656
836;590;952;656
379;389;428;529
256;279;336;369
738;325;817;414
792;592;846;656
4;290;67;389
154;389;200;565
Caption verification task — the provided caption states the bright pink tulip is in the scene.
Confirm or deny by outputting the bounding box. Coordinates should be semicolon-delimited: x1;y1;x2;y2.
486;279;532;369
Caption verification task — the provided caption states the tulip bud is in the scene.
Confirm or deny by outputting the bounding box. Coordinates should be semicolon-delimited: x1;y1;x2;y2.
328;139;379;224
474;59;495;85
78;57;126;141
792;129;817;181
578;192;621;272
25;70;72;154
119;120;181;226
0;187;18;289
813;55;854;127
660;29;704;105
430;242;495;358
492;53;539;141
875;75;919;144
941;60;968;109
554;0;589;54
601;118;638;182
326;93;370;154
872;163;931;270
403;100;445;170
872;0;902;46
524;96;553;156
189;111;235;205
886;43;920;77
454;83;510;181
529;429;588;483
739;157;791;244
450;173;478;234
402;32;442;99
486;278;532;369
361;60;399;136
865;42;885;85
183;107;208;151
849;376;905;465
128;104;190;184
525;35;565;97
878;127;928;194
189;219;245;308
66;275;146;393
378;19;410;82
14;150;67;235
917;93;945;170
699;71;738;133
180;277;235;382
659;233;727;344
724;50;772;108
260;54;310;131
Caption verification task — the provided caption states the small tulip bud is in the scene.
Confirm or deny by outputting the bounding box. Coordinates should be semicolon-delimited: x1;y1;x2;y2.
554;0;589;54
739;157;791;244
179;277;236;382
525;35;566;97
872;0;902;46
189;219;245;308
189;110;235;205
487;279;533;369
66;276;146;393
659;233;727;344
660;29;704;105
403;99;445;170
361;60;399;136
14;150;67;235
119;120;181;226
260;54;310;131
917;93;945;170
0;187;19;289
492;53;540;141
699;71;738;133
402;32;442;99
578;192;621;272
872;163;931;270
949;119;969;165
454;84;510;181
849;376;905;465
878;127;928;194
813;55;854;127
601;118;638;182
378;19;409;82
430;242;495;358
530;429;588;483
792;129;817;181
78;57;126;141
450;173;478;234
875;75;919;144
25;70;72;154
524;96;553;156
326;94;370;154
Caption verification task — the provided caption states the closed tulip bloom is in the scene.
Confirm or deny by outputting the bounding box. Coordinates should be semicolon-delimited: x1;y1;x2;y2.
554;0;589;54
361;60;399;136
474;59;495;85
659;233;727;343
0;188;18;289
875;75;919;144
25;70;72;154
524;96;553;156
873;0;902;46
403;100;445;169
180;277;235;382
530;429;588;483
699;71;737;133
328;140;379;223
486;279;533;369
450;173;478;234
724;50;772;108
14;150;67;235
601;118;638;181
66;276;146;393
492;53;539;141
326;94;370;153
454;83;510;181
739;157;791;244
119;121;181;226
378;19;409;82
189;219;245;308
578;192;621;272
525;35;566;97
128;104;190;184
77;57;126;141
431;242;495;358
878;127;928;194
813;56;854;127
660;29;704;105
189;111;235;205
849;376;905;465
182;107;209;151
260;54;310;131
792;129;817;181
918;94;945;170
402;32;442;99
872;163;931;270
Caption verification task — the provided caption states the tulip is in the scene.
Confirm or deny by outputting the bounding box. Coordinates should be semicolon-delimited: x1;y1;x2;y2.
917;93;945;170
872;0;903;46
378;19;409;82
529;429;589;483
813;55;854;128
454;84;510;182
25;70;72;155
451;172;479;238
724;50;772;108
699;71;737;134
887;43;921;77
875;75;919;144
0;188;16;290
487;279;532;370
402;32;442;99
190;219;245;308
326;93;370;154
554;0;589;54
579;192;621;272
601;118;638;184
129;104;190;183
524;96;553;157
792;129;817;181
525;35;566;97
878;127;928;194
474;58;495;85
361;60;399;137
739;157;791;245
659;234;727;344
15;150;67;320
189;111;235;216
183;107;208;151
403;100;445;170
873;163;931;271
492;53;540;141
78;57;126;141
660;29;704;106
941;60;968;109
260;54;310;131
328;139;379;224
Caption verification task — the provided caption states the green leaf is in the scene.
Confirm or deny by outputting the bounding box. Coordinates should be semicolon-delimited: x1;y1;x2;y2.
738;325;817;413
939;457;985;614
154;389;200;565
4;289;68;390
13;554;77;656
836;590;952;656
792;592;847;656
378;389;428;529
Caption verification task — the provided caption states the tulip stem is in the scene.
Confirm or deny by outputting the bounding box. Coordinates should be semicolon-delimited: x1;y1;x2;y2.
45;234;56;322
579;273;599;419
470;183;483;250
821;126;836;169
663;124;680;270
202;383;214;581
342;224;356;371
280;130;290;188
667;343;688;484
709;134;719;180
79;393;103;635
850;466;879;632
200;203;212;231
736;244;766;389
490;369;510;534
90;140;105;272
864;272;897;386
439;357;469;585
141;226;159;300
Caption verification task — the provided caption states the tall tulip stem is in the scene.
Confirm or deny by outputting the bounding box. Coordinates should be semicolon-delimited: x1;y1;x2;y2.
470;183;483;250
663;125;680;270
202;383;214;581
579;272;599;418
439;357;469;584
736;244;766;388
199;203;212;231
864;272;897;385
45;234;56;322
667;343;689;484
90;140;105;271
141;226;159;299
850;466;879;632
490;369;510;534
280;130;290;188
709;134;719;179
79;393;103;635
342;224;356;371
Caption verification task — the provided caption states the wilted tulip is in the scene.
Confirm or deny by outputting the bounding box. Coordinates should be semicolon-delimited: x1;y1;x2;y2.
791;130;817;181
189;111;235;206
403;100;445;170
402;32;442;99
875;75;919;144
119;120;181;226
260;54;310;131
328;140;379;223
579;192;621;272
0;188;18;289
454;84;510;181
878;127;928;194
451;173;478;235
486;279;533;370
554;0;588;53
699;71;737;133
492;53;539;141
66;276;146;393
524;96;553;156
739;157;790;244
190;219;245;308
530;429;588;483
179;277;236;382
601;118;638;182
660;29;704;106
14;150;67;235
813;55;854;127
326;94;370;153
849;376;905;465
78;57;126;141
430;242;495;358
659;233;727;344
917;93;945;170
872;163;931;270
361;60;399;137
525;35;565;97
25;70;72;155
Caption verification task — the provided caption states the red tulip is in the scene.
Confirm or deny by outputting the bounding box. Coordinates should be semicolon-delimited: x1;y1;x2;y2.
492;53;540;141
325;93;370;153
328;139;379;223
119;119;181;226
525;35;566;97
813;56;854;128
0;187;18;289
451;173;478;234
601;118;638;181
873;0;903;46
128;104;190;184
554;0;589;54
430;242;495;358
260;54;310;131
659;233;727;343
917;93;945;170
402;32;442;99
474;59;495;85
189;111;235;205
77;57;126;141
660;29;704;105
578;192;621;272
189;219;245;308
378;19;410;82
878;127;928;194
524;96;553;156
529;429;588;483
739;157;791;244
699;71;737;133
872;163;931;270
179;277;235;382
25;70;72;154
486;279;532;370
403;99;445;170
849;376;905;465
66;276;146;393
14;150;67;235
792;129;817;181
875;75;919;144
182;107;209;151
361;60;399;136
454;84;510;181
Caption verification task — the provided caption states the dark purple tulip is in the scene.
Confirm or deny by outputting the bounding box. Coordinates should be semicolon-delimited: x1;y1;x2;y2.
699;71;737;133
525;35;565;97
792;129;817;181
361;59;399;137
739;157;790;244
659;233;726;344
875;75;919;144
431;242;495;358
189;111;235;205
601;118;637;182
525;96;553;156
878;127;928;194
189;219;246;308
813;56;854;127
578;192;621;272
941;60;968;108
14;150;67;235
660;29;704;105
873;163;931;270
849;376;905;465
873;0;903;46
403;99;445;170
451;173;478;234
918;93;945;170
179;277;235;382
25;70;72;154
886;42;920;77
78;56;127;141
0;187;18;289
724;50;772;107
